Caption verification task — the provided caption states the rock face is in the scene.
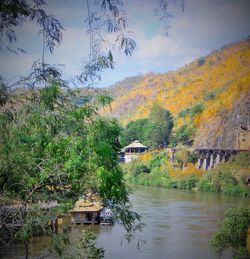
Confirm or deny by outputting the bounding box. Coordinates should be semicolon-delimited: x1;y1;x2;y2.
193;93;250;149
101;38;250;149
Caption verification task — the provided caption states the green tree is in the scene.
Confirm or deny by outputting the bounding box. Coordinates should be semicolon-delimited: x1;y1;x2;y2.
0;82;142;257
171;124;195;146
120;118;149;146
0;0;183;256
120;104;173;148
210;207;250;258
146;103;173;147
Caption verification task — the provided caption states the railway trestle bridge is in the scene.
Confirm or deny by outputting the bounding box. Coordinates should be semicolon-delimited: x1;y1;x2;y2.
169;148;249;171
194;148;248;170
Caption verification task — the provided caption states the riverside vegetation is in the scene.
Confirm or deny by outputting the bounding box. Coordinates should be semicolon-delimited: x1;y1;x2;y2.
210;207;250;258
0;0;150;257
123;151;250;258
123;150;250;197
0;82;143;258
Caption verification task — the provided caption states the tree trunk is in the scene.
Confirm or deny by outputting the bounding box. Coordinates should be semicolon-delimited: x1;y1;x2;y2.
24;240;29;259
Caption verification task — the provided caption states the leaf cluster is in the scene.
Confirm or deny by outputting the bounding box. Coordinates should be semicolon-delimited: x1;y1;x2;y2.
0;0;63;53
210;207;250;258
79;0;136;86
0;81;141;251
121;104;173;148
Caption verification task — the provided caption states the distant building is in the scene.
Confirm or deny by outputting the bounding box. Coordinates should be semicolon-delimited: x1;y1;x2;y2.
121;140;148;163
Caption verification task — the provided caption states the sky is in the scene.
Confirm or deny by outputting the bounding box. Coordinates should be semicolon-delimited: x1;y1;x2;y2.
0;0;250;87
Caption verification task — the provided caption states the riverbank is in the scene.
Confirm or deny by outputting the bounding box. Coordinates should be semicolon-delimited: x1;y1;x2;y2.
123;150;250;197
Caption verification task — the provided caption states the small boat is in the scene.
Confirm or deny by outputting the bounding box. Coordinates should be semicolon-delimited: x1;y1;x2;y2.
100;221;111;226
100;207;113;226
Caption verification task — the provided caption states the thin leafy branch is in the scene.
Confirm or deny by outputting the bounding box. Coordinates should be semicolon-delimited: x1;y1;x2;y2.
0;0;64;53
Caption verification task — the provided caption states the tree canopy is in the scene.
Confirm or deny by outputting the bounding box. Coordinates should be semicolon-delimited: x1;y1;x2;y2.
0;81;143;257
0;0;183;256
210;207;250;258
121;104;173;148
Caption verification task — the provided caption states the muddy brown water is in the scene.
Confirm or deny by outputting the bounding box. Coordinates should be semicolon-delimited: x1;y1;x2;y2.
0;186;249;259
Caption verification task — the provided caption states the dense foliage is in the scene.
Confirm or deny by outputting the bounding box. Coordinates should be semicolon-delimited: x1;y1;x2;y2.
210;207;250;258
123;151;250;197
0;82;124;200
0;82;141;257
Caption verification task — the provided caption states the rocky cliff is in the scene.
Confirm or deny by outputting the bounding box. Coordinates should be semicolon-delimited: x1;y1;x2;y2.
102;38;250;149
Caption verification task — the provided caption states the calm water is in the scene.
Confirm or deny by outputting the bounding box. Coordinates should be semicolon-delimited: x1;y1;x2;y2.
1;186;249;259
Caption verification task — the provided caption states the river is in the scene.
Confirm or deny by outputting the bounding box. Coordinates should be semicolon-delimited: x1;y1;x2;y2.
1;186;249;259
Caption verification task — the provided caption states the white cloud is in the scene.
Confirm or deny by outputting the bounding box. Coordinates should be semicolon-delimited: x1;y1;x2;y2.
135;34;180;59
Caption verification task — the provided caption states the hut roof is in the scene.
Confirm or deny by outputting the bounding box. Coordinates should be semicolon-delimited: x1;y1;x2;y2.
124;140;147;149
70;199;103;213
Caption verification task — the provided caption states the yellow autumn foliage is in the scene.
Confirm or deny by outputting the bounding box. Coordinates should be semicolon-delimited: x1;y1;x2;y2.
168;164;203;178
102;38;250;141
139;152;153;162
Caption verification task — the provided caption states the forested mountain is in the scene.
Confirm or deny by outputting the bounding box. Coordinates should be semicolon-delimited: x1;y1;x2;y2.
102;37;250;149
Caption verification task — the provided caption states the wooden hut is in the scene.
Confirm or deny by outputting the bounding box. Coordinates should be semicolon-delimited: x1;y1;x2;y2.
70;198;103;224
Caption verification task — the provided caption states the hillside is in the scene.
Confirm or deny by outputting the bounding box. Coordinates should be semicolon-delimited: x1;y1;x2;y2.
102;38;250;149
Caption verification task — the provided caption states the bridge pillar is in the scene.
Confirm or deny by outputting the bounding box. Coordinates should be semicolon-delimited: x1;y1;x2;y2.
208;153;215;169
169;148;175;163
203;157;210;171
221;153;226;163
197;158;203;169
224;152;231;162
195;149;243;170
215;153;222;166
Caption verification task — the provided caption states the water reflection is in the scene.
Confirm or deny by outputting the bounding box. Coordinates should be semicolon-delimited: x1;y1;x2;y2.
0;186;248;259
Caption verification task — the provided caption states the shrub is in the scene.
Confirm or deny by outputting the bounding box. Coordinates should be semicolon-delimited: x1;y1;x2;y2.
199;171;236;192
177;108;190;118
221;183;248;197
189;104;203;118
149;151;167;170
173;124;195;146
176;175;199;190
174;149;189;167
198;169;250;197
197;57;205;67
177;103;203;119
128;162;150;177
197;177;213;191
229;153;250;168
186;152;198;163
210;207;250;258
